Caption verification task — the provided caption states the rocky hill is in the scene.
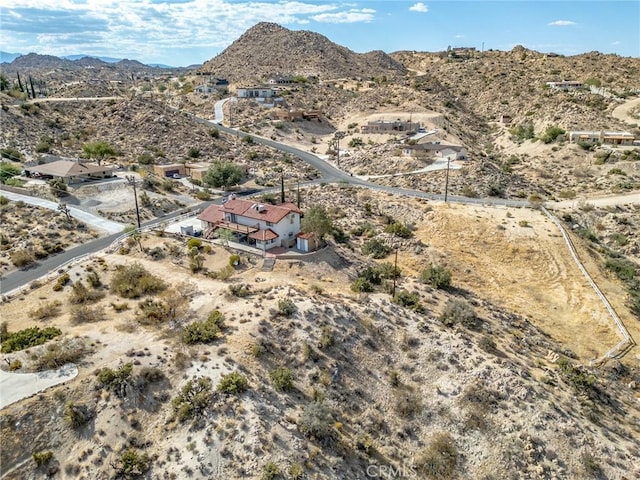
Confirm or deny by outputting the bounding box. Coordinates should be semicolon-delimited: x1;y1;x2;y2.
200;22;407;82
1;187;639;479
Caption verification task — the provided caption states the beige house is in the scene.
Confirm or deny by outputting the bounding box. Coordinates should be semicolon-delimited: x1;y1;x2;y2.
25;160;114;184
361;120;420;134
153;164;185;177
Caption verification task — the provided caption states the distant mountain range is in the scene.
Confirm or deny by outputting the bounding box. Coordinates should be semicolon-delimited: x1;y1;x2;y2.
0;51;186;69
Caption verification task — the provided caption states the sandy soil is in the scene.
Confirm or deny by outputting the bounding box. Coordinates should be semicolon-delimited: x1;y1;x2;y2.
409;203;637;364
612;97;640;125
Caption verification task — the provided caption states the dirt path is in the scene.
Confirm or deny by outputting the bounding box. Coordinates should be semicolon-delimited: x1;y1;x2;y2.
611;97;640;125
550;191;640;209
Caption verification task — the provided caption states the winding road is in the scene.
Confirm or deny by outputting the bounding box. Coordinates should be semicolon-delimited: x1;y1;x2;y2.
2;95;630;295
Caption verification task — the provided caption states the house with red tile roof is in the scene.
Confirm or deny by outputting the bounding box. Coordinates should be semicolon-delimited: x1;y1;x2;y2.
197;196;302;251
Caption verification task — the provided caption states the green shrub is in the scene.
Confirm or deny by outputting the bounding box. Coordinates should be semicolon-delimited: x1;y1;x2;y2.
605;257;637;281
351;277;374;293
299;402;334;443
69;281;105;304
183;311;224;344
228;254;241;267
228;283;250;297
384;222;413;238
393;289;423;311
110;263;166;298
0;147;23;162
558;357;596;393
420;264;452;289
414;432;458;478
9;359;22;371
114;449;150;478
361;238;391;259
70;305;105;324
96;363;133;397
172;377;213;421
64;402;94;428
136;299;170;325
439;299;478;328
217;371;249;394
1;326;62;353
0;161;21;183
270;366;295;391
53;273;71;291
277;298;297;317
509;123;535;142
289;463;304;480
186;238;202;249
10;249;36;267
540;126;565;143
262;462;280;480
32;451;54;467
195;190;211;201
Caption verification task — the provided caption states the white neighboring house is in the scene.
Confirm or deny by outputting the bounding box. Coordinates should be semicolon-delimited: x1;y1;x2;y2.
197;198;302;251
236;87;276;99
569;131;635;146
546;81;584;91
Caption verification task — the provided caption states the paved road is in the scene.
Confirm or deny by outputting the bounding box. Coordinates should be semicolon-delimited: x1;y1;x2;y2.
0;189;125;234
0;364;78;409
0;201;220;294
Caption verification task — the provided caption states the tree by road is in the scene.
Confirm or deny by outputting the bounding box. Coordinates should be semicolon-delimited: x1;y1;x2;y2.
203;161;244;189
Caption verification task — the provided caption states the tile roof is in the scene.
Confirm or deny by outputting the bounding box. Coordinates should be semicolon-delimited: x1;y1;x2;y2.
223;199;300;224
198;200;300;227
248;229;279;241
197;205;224;224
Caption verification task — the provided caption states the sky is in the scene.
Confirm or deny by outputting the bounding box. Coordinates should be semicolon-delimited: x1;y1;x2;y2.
1;0;638;66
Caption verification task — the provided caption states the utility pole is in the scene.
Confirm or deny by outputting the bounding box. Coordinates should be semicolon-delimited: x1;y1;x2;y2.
392;247;398;298
126;176;141;229
444;157;451;202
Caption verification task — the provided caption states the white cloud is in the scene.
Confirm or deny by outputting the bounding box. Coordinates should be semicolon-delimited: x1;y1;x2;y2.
612;40;621;45
547;20;576;26
1;0;343;64
409;2;428;13
312;8;375;24
455;34;464;39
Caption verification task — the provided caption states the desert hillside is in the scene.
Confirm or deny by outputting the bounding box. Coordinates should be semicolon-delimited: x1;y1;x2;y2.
1;187;639;479
200;22;406;83
1;21;639;480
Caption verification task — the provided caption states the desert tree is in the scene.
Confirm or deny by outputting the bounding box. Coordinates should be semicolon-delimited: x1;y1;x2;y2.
82;141;116;165
203;161;244;189
301;205;333;240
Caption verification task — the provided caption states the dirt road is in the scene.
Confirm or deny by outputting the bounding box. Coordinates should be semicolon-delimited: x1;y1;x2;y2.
612;97;640;125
